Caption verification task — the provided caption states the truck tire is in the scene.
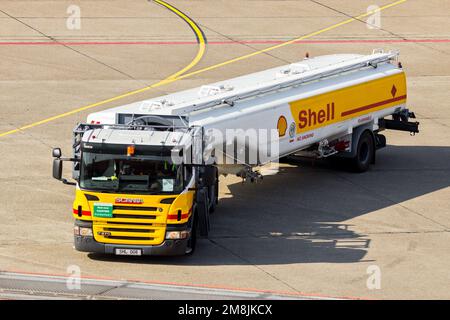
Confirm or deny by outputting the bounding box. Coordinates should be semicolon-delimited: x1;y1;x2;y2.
209;169;219;214
209;185;216;214
351;130;375;173
196;188;210;237
185;214;198;255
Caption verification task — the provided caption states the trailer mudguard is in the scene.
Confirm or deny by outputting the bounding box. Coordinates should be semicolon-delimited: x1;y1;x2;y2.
335;122;375;159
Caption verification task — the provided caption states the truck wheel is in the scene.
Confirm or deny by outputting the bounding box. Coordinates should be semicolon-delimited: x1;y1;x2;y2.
209;185;217;214
197;188;210;237
185;214;197;255
198;202;210;237
351;130;374;173
209;172;219;214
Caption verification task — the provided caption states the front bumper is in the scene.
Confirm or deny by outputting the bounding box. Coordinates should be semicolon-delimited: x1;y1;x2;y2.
74;220;188;256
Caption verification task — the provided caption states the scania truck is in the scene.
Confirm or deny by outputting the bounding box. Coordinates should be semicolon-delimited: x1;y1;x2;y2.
52;50;419;256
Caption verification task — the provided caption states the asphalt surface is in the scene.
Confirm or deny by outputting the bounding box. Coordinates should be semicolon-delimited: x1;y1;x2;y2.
0;0;449;299
0;271;317;300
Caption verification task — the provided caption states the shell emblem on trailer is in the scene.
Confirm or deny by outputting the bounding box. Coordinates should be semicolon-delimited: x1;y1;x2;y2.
277;116;287;137
289;73;407;134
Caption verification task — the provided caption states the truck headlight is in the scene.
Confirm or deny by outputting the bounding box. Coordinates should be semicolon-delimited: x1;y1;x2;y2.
165;231;190;240
75;226;93;237
80;227;93;237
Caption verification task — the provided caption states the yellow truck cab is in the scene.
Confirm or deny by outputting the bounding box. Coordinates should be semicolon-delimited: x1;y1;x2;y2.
53;121;217;256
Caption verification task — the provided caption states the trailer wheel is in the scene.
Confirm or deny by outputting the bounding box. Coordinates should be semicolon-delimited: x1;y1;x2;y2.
185;213;198;255
352;130;374;173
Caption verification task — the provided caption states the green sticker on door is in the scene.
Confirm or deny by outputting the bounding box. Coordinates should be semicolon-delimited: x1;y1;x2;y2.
93;203;113;218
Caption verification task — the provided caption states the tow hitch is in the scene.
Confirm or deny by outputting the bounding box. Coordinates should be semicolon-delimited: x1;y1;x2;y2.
379;109;419;135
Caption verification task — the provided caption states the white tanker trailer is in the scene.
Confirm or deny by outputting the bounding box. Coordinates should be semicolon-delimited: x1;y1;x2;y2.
52;50;419;256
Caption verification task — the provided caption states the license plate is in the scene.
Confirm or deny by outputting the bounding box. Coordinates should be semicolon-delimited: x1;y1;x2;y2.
115;248;142;256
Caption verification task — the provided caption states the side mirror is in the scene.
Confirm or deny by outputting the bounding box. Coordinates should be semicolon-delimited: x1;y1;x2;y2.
51;149;77;185
52;147;62;158
53;158;63;180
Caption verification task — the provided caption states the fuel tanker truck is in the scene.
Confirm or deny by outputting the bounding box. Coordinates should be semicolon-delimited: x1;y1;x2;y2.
52;50;419;256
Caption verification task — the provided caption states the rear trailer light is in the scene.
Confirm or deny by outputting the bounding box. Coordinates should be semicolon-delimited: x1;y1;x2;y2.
165;231;190;240
334;140;350;152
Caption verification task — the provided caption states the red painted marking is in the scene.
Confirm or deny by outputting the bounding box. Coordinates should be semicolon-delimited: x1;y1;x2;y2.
0;41;198;46
391;85;397;98
341;95;407;117
0;39;448;46
0;268;373;300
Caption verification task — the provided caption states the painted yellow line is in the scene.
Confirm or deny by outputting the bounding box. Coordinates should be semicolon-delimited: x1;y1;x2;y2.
0;0;206;138
175;0;408;80
0;0;407;138
153;0;206;80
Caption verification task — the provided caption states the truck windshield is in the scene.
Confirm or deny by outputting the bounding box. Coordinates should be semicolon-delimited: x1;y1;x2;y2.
80;153;185;194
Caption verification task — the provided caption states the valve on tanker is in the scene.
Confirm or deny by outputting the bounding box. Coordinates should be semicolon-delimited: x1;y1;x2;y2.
236;167;263;184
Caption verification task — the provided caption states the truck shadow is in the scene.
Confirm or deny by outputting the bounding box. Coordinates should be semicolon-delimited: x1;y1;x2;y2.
88;145;450;265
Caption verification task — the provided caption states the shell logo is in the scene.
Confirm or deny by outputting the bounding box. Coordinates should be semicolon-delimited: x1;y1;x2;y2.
277;116;287;137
